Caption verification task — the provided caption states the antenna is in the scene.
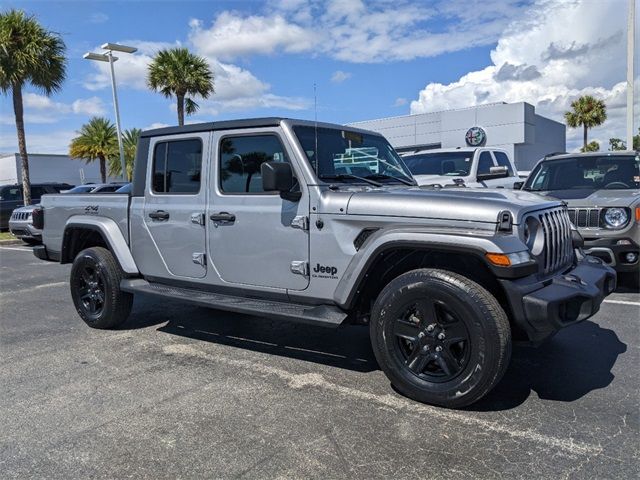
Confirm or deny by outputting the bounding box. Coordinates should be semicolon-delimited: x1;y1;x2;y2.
314;83;318;172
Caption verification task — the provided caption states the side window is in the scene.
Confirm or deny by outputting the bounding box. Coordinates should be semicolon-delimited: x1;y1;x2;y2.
1;187;22;201
477;152;495;175
152;139;202;194
494;152;514;175
219;135;290;194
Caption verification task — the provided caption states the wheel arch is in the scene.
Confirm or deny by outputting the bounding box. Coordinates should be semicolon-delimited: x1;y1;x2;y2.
335;232;524;337
61;216;138;275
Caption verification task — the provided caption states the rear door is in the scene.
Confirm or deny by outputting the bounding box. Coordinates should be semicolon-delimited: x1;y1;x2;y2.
0;185;23;229
207;129;309;290
142;133;209;279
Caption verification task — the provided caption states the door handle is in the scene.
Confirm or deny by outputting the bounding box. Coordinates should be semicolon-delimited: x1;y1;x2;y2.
210;212;236;223
149;210;170;221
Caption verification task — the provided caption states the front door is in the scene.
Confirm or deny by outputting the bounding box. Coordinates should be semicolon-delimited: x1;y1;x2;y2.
143;132;209;279
207;129;309;290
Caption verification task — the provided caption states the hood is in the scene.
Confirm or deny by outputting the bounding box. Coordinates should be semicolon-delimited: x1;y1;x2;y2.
536;188;640;208
11;204;40;213
343;187;561;224
413;174;464;186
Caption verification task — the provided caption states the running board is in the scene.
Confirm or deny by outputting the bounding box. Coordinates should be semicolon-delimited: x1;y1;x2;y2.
120;279;347;328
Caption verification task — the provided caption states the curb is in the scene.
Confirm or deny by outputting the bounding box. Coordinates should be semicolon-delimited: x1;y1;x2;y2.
0;239;24;246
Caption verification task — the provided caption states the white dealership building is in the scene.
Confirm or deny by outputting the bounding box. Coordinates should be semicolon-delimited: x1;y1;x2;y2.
0;153;108;185
350;102;566;172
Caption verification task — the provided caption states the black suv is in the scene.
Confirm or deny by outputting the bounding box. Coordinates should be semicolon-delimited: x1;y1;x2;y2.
0;183;73;230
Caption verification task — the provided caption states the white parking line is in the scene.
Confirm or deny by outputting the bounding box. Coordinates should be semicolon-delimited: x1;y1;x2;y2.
0;281;67;296
0;246;32;252
164;342;603;457
603;299;640;306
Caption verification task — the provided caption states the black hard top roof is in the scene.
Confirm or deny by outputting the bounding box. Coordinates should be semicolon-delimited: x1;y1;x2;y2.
140;118;285;138
140;117;383;138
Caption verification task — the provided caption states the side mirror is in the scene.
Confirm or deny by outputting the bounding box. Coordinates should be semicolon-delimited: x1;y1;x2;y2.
513;181;524;190
477;165;509;182
261;162;301;201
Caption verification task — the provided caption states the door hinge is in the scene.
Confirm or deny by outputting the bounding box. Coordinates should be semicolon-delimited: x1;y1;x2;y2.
290;260;308;276
192;253;206;267
191;212;205;226
291;215;309;230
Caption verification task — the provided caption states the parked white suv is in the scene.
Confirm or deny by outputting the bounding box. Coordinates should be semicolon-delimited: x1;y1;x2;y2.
401;147;519;188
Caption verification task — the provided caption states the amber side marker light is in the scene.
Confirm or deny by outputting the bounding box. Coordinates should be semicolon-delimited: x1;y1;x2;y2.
636;207;640;222
485;253;511;267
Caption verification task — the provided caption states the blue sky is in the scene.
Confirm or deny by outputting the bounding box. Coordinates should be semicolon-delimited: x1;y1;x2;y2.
0;0;636;153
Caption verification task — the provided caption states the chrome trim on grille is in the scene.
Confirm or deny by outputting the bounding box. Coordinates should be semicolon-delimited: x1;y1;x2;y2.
536;207;573;274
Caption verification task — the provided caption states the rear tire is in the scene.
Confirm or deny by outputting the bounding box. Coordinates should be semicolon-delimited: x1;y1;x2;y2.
370;268;511;408
70;247;133;329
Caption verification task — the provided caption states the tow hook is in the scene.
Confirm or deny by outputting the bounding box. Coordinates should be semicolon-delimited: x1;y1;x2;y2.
563;274;586;285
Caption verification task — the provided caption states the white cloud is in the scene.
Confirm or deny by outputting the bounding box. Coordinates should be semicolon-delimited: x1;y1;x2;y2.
82;38;308;117
393;97;408;107
191;0;528;63
0;129;76;154
331;70;351;83
410;0;639;151
7;93;107;124
71;97;106;116
83;40;178;91
188;13;316;60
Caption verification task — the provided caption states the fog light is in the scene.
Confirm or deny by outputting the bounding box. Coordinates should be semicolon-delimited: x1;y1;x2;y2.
616;239;632;245
624;252;638;263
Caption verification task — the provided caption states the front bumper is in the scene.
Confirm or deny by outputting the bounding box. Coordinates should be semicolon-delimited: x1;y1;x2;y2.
500;255;616;343
8;219;42;240
582;237;639;273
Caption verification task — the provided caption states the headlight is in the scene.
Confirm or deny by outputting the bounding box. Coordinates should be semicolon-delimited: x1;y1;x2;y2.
603;208;629;228
523;216;545;255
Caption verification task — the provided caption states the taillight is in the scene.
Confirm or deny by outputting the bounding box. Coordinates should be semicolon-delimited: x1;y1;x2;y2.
32;207;44;230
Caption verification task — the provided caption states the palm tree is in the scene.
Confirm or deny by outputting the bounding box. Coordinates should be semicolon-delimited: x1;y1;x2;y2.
0;9;66;205
108;128;140;181
69;117;118;183
564;95;607;150
147;47;214;126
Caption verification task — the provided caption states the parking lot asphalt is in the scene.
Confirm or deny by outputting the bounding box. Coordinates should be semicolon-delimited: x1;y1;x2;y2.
1;245;638;479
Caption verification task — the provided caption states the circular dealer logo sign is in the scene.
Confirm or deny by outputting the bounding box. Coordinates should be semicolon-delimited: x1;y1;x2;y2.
465;126;486;146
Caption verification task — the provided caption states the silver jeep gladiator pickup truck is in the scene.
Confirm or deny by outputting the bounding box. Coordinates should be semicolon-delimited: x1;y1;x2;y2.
33;118;615;408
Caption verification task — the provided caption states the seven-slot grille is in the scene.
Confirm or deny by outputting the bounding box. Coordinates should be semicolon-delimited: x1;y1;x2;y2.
536;207;574;274
10;210;31;221
567;208;601;229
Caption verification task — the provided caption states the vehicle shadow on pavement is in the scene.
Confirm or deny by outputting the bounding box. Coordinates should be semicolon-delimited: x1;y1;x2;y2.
142;304;380;373
467;320;627;411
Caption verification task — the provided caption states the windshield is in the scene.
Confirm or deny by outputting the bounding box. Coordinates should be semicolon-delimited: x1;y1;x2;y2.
525;155;640;191
67;185;95;193
293;126;414;184
402;151;474;176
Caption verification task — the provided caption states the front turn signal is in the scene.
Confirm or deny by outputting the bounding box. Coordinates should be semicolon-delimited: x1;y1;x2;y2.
486;253;511;267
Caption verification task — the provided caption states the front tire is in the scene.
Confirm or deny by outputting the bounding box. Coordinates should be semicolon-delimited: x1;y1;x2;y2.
70;247;133;329
370;269;511;408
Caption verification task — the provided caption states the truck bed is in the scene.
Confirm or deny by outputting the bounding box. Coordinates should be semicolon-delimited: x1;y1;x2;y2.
40;193;130;254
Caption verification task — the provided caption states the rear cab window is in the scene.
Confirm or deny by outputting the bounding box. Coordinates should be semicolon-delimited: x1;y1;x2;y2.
152;139;203;194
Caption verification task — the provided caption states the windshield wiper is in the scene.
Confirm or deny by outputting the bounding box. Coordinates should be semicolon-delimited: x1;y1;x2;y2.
319;174;383;187
365;173;415;186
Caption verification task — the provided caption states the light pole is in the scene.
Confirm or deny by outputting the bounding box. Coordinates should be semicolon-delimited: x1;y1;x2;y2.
626;0;635;150
83;43;137;181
